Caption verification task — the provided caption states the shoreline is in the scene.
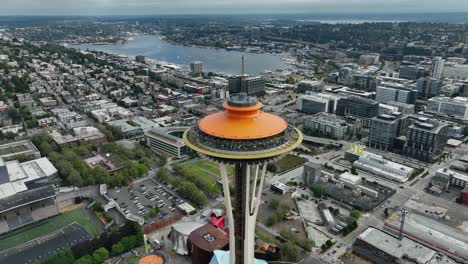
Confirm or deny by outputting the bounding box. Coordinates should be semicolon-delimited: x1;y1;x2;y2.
68;34;296;74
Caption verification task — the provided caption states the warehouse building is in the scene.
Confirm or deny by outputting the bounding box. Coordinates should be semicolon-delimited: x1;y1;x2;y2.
353;227;454;264
384;212;468;263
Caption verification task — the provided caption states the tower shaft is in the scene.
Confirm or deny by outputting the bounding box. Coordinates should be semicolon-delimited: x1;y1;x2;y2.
219;163;266;264
234;163;247;264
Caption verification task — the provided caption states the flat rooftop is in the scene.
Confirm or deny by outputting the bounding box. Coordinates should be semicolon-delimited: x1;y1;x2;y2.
437;168;468;182
0;140;39;160
0;185;55;214
145;127;187;147
384;212;468;262
0;158;57;199
357;226;435;263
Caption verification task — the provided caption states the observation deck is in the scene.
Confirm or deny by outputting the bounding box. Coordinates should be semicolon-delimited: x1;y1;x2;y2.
183;93;302;161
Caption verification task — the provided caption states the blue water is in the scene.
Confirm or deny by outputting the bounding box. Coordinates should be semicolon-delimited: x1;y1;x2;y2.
70;35;290;75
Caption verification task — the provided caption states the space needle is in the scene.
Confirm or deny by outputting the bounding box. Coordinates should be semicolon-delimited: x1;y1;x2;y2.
183;93;303;264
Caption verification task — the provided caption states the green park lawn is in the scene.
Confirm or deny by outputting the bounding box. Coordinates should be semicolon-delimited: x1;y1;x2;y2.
179;160;233;186
278;154;308;173
0;208;100;251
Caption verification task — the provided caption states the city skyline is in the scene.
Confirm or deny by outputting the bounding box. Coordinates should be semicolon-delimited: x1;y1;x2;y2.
2;0;468;15
0;7;468;264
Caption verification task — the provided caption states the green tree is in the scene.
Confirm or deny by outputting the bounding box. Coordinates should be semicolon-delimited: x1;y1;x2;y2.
266;163;277;173
275;204;290;220
111;242;125;256
121;236;137;251
4;132;16;139
136;163;148;176
157;167;169;180
265;215;277;227
350;167;358;175
280;241;300;262
149;208;159;217
8;108;21;123
310;184;323;198
270;198;280;209
350;210;361;220
67;169;84;186
73;255;95;264
92;247;109;263
299;238;315;250
42;249;75;264
39;141;54;156
134;222;144;246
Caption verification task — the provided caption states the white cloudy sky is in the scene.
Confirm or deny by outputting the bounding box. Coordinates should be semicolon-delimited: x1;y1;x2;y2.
1;0;468;15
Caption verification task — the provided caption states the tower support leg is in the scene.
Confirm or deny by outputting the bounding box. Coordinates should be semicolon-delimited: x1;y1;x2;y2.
218;163;267;264
220;163;235;264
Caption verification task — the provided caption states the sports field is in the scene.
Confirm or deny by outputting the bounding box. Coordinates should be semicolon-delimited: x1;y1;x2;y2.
0;207;100;251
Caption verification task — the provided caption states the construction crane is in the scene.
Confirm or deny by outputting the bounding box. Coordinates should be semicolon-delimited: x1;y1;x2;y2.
384;207;408;240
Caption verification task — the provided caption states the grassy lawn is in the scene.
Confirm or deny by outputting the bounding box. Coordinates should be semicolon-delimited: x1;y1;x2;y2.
180;160;219;186
181;160;233;181
123;255;141;264
278;154;308;173
0;208;100;251
177;160;235;194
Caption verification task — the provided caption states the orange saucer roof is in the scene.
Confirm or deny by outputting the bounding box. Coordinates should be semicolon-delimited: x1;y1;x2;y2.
198;100;287;140
139;255;163;264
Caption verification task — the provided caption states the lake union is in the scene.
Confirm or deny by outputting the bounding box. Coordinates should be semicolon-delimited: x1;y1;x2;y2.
71;35;289;75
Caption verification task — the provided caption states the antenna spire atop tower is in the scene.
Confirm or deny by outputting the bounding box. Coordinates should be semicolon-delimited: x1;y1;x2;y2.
241;55;245;75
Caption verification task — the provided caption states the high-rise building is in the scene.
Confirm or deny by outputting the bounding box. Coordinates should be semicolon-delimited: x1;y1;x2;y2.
337;67;353;85
350;74;378;91
336;96;379;125
386;101;415;115
190;61;203;75
431;56;445;80
417;77;442;100
303;162;322;186
135;55;145;63
426;96;468;119
375;82;416;104
228;75;265;96
304;112;350;139
399;65;427;80
402;119;450;162
368;114;401;150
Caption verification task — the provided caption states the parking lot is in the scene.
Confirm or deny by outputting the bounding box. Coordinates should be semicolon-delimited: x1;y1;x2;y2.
107;178;186;224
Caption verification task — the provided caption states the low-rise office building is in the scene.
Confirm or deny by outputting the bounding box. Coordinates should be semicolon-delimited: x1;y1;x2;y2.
145;127;188;159
354;152;414;183
426;96;468;120
436;168;468;189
